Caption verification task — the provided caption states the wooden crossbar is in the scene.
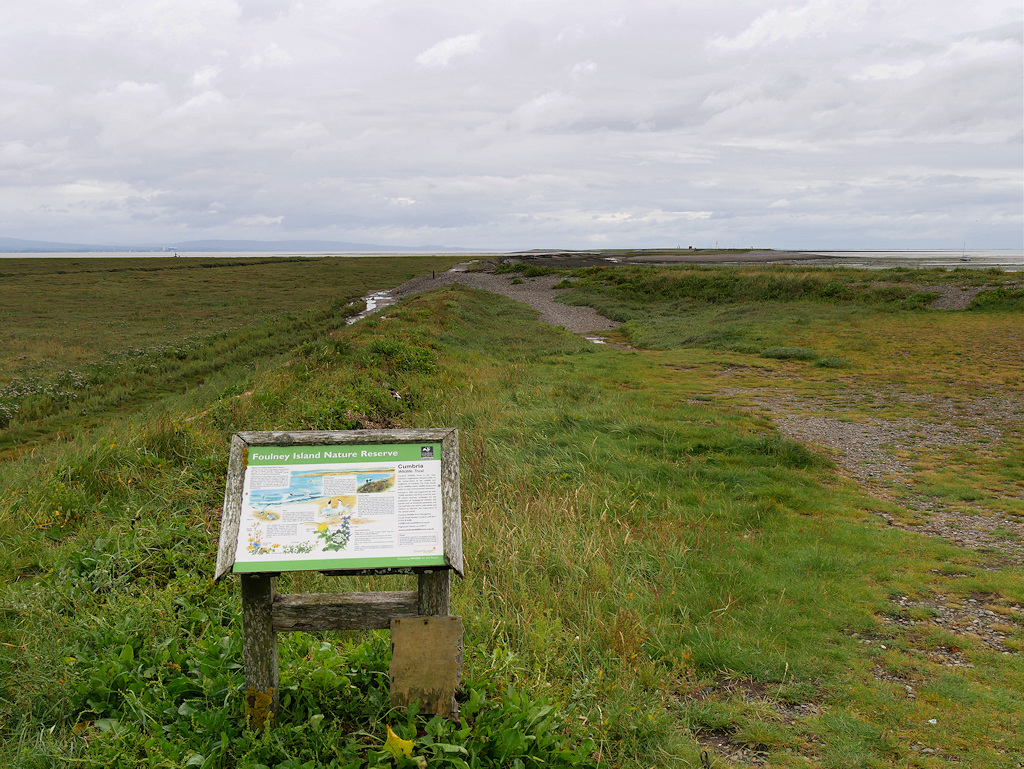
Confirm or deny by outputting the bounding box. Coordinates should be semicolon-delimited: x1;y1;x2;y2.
272;590;419;632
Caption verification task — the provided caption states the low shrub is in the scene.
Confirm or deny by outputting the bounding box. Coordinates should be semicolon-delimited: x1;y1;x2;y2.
813;355;849;368
968;287;1024;311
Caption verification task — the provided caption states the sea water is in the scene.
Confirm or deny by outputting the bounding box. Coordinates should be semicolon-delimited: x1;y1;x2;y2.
799;250;1024;271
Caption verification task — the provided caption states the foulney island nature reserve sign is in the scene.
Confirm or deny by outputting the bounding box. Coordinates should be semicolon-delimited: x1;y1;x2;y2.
235;442;445;573
216;429;463;578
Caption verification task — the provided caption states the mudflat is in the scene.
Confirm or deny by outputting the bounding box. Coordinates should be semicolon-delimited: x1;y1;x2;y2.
501;248;835;268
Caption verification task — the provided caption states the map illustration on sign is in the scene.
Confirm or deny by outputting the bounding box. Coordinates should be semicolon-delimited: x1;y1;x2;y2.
232;443;446;573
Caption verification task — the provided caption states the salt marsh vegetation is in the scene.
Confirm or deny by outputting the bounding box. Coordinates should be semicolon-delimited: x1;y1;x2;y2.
0;257;1021;768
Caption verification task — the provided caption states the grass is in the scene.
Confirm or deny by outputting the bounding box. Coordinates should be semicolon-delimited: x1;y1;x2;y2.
1;259;1022;767
0;256;460;383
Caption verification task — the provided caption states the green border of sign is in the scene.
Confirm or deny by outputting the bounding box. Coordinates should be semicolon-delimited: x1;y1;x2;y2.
232;554;448;573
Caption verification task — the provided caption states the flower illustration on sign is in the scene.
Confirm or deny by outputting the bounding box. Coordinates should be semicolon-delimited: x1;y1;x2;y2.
246;524;279;555
316;517;351;552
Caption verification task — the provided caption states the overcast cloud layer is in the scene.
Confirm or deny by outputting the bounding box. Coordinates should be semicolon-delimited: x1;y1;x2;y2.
1;0;1021;249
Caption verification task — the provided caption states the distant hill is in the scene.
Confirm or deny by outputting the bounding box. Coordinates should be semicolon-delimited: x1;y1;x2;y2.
165;239;465;253
0;237;129;252
0;237;467;253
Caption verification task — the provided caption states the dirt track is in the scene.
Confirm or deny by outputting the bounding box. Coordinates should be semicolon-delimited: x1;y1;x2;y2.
390;268;620;336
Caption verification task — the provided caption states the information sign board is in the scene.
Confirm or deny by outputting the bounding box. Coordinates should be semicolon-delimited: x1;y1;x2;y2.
215;429;462;579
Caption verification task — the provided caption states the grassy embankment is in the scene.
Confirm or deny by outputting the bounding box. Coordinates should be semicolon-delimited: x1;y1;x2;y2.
0;255;464;455
1;258;1022;767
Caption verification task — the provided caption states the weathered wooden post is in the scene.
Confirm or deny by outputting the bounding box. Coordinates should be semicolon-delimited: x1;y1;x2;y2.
215;429;464;725
239;573;279;726
417;569;450;616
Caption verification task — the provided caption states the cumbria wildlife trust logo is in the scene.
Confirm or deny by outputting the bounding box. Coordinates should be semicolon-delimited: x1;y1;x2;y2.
420;445;434;459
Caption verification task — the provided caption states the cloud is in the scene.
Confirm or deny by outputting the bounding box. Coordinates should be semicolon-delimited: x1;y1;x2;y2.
853;34;1020;82
234;214;284;226
0;0;1019;248
570;60;598;77
415;32;483;68
58;179;156;202
623;147;717;165
237;0;292;23
852;61;926;82
528;208;714;229
191;66;220;88
242;42;293;71
712;0;874;51
511;91;581;131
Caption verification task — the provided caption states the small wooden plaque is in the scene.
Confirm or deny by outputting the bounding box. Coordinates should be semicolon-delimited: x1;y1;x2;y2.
390;616;463;718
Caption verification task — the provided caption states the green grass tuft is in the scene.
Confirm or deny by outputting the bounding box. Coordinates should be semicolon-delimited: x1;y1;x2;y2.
813;355;849;368
760;346;818;360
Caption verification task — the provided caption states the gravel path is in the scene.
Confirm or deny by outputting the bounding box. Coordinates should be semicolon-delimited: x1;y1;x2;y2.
388;267;620;337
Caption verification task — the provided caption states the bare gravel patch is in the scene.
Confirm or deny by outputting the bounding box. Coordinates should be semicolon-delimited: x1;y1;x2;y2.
882;593;1024;654
870;282;988;310
720;388;1024;565
922;284;987;310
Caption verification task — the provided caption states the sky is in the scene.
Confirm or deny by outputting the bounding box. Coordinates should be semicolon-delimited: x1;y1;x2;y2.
1;0;1021;250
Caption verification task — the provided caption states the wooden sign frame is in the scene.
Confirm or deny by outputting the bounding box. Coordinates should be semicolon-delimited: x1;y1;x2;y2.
213;428;463;719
